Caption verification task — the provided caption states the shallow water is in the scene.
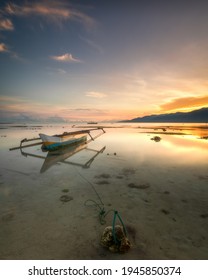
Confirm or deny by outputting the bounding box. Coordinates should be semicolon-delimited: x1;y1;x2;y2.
0;123;208;259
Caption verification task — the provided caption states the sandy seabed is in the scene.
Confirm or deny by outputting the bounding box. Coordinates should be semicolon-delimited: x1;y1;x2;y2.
0;124;208;260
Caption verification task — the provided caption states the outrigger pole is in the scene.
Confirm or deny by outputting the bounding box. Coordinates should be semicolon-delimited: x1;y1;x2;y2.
56;127;105;141
9;127;105;151
9;139;43;151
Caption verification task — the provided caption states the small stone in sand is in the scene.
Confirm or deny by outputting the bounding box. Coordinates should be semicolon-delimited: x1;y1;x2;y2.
60;195;73;202
62;189;69;193
95;173;111;179
164;191;170;195
161;209;170;215
116;175;123;179
128;183;150;189
96;180;110;185
200;214;208;219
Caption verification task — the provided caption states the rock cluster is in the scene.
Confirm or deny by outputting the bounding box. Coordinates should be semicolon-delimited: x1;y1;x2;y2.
101;225;131;253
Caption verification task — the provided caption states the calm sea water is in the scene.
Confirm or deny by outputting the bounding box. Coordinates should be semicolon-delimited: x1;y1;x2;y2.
0;123;208;259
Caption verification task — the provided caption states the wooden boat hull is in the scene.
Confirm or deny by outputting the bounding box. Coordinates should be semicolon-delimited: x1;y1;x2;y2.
39;133;87;151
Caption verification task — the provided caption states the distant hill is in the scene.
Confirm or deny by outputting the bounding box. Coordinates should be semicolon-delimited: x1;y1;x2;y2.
120;107;208;123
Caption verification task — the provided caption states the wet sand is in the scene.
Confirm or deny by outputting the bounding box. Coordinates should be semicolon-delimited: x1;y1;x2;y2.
0;124;208;259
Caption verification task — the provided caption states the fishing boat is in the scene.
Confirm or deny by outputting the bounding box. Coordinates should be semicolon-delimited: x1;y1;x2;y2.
39;133;87;151
9;127;105;152
9;127;106;172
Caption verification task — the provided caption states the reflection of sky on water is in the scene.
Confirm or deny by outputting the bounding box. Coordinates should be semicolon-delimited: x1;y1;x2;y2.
101;128;208;169
0;124;208;173
161;135;208;163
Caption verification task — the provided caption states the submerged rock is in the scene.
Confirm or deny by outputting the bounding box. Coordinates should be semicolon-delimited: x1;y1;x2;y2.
200;136;208;140
100;225;131;253
151;136;161;142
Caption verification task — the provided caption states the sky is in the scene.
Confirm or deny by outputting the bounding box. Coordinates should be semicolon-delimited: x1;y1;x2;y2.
0;0;208;122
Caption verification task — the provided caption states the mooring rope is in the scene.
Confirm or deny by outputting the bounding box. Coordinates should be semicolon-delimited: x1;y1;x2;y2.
75;167;128;242
74;167;107;223
84;199;106;225
75;168;104;207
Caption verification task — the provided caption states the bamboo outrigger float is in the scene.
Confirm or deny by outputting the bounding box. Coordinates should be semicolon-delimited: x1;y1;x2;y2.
9;127;105;151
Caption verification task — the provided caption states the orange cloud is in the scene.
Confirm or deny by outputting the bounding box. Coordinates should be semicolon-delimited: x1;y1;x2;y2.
160;95;208;112
0;18;14;30
6;2;70;17
0;42;20;59
0;42;9;52
51;53;81;63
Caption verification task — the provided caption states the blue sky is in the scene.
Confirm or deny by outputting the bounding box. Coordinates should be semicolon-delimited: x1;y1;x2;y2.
0;0;208;122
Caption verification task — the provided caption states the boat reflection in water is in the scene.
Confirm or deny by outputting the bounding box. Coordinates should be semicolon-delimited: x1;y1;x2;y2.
20;140;106;173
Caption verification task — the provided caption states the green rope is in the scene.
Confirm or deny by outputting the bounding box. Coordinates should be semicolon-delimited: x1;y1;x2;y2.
74;167;111;224
112;210;127;244
75;168;104;207
84;199;106;225
75;167;128;236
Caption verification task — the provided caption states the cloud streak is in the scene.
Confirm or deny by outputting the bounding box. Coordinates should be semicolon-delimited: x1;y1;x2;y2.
51;53;81;63
85;91;107;98
0;95;111;122
4;1;96;29
160;95;208;112
80;36;104;54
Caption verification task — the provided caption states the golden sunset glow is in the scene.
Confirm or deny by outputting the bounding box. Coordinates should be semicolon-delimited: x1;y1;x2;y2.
0;1;208;122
